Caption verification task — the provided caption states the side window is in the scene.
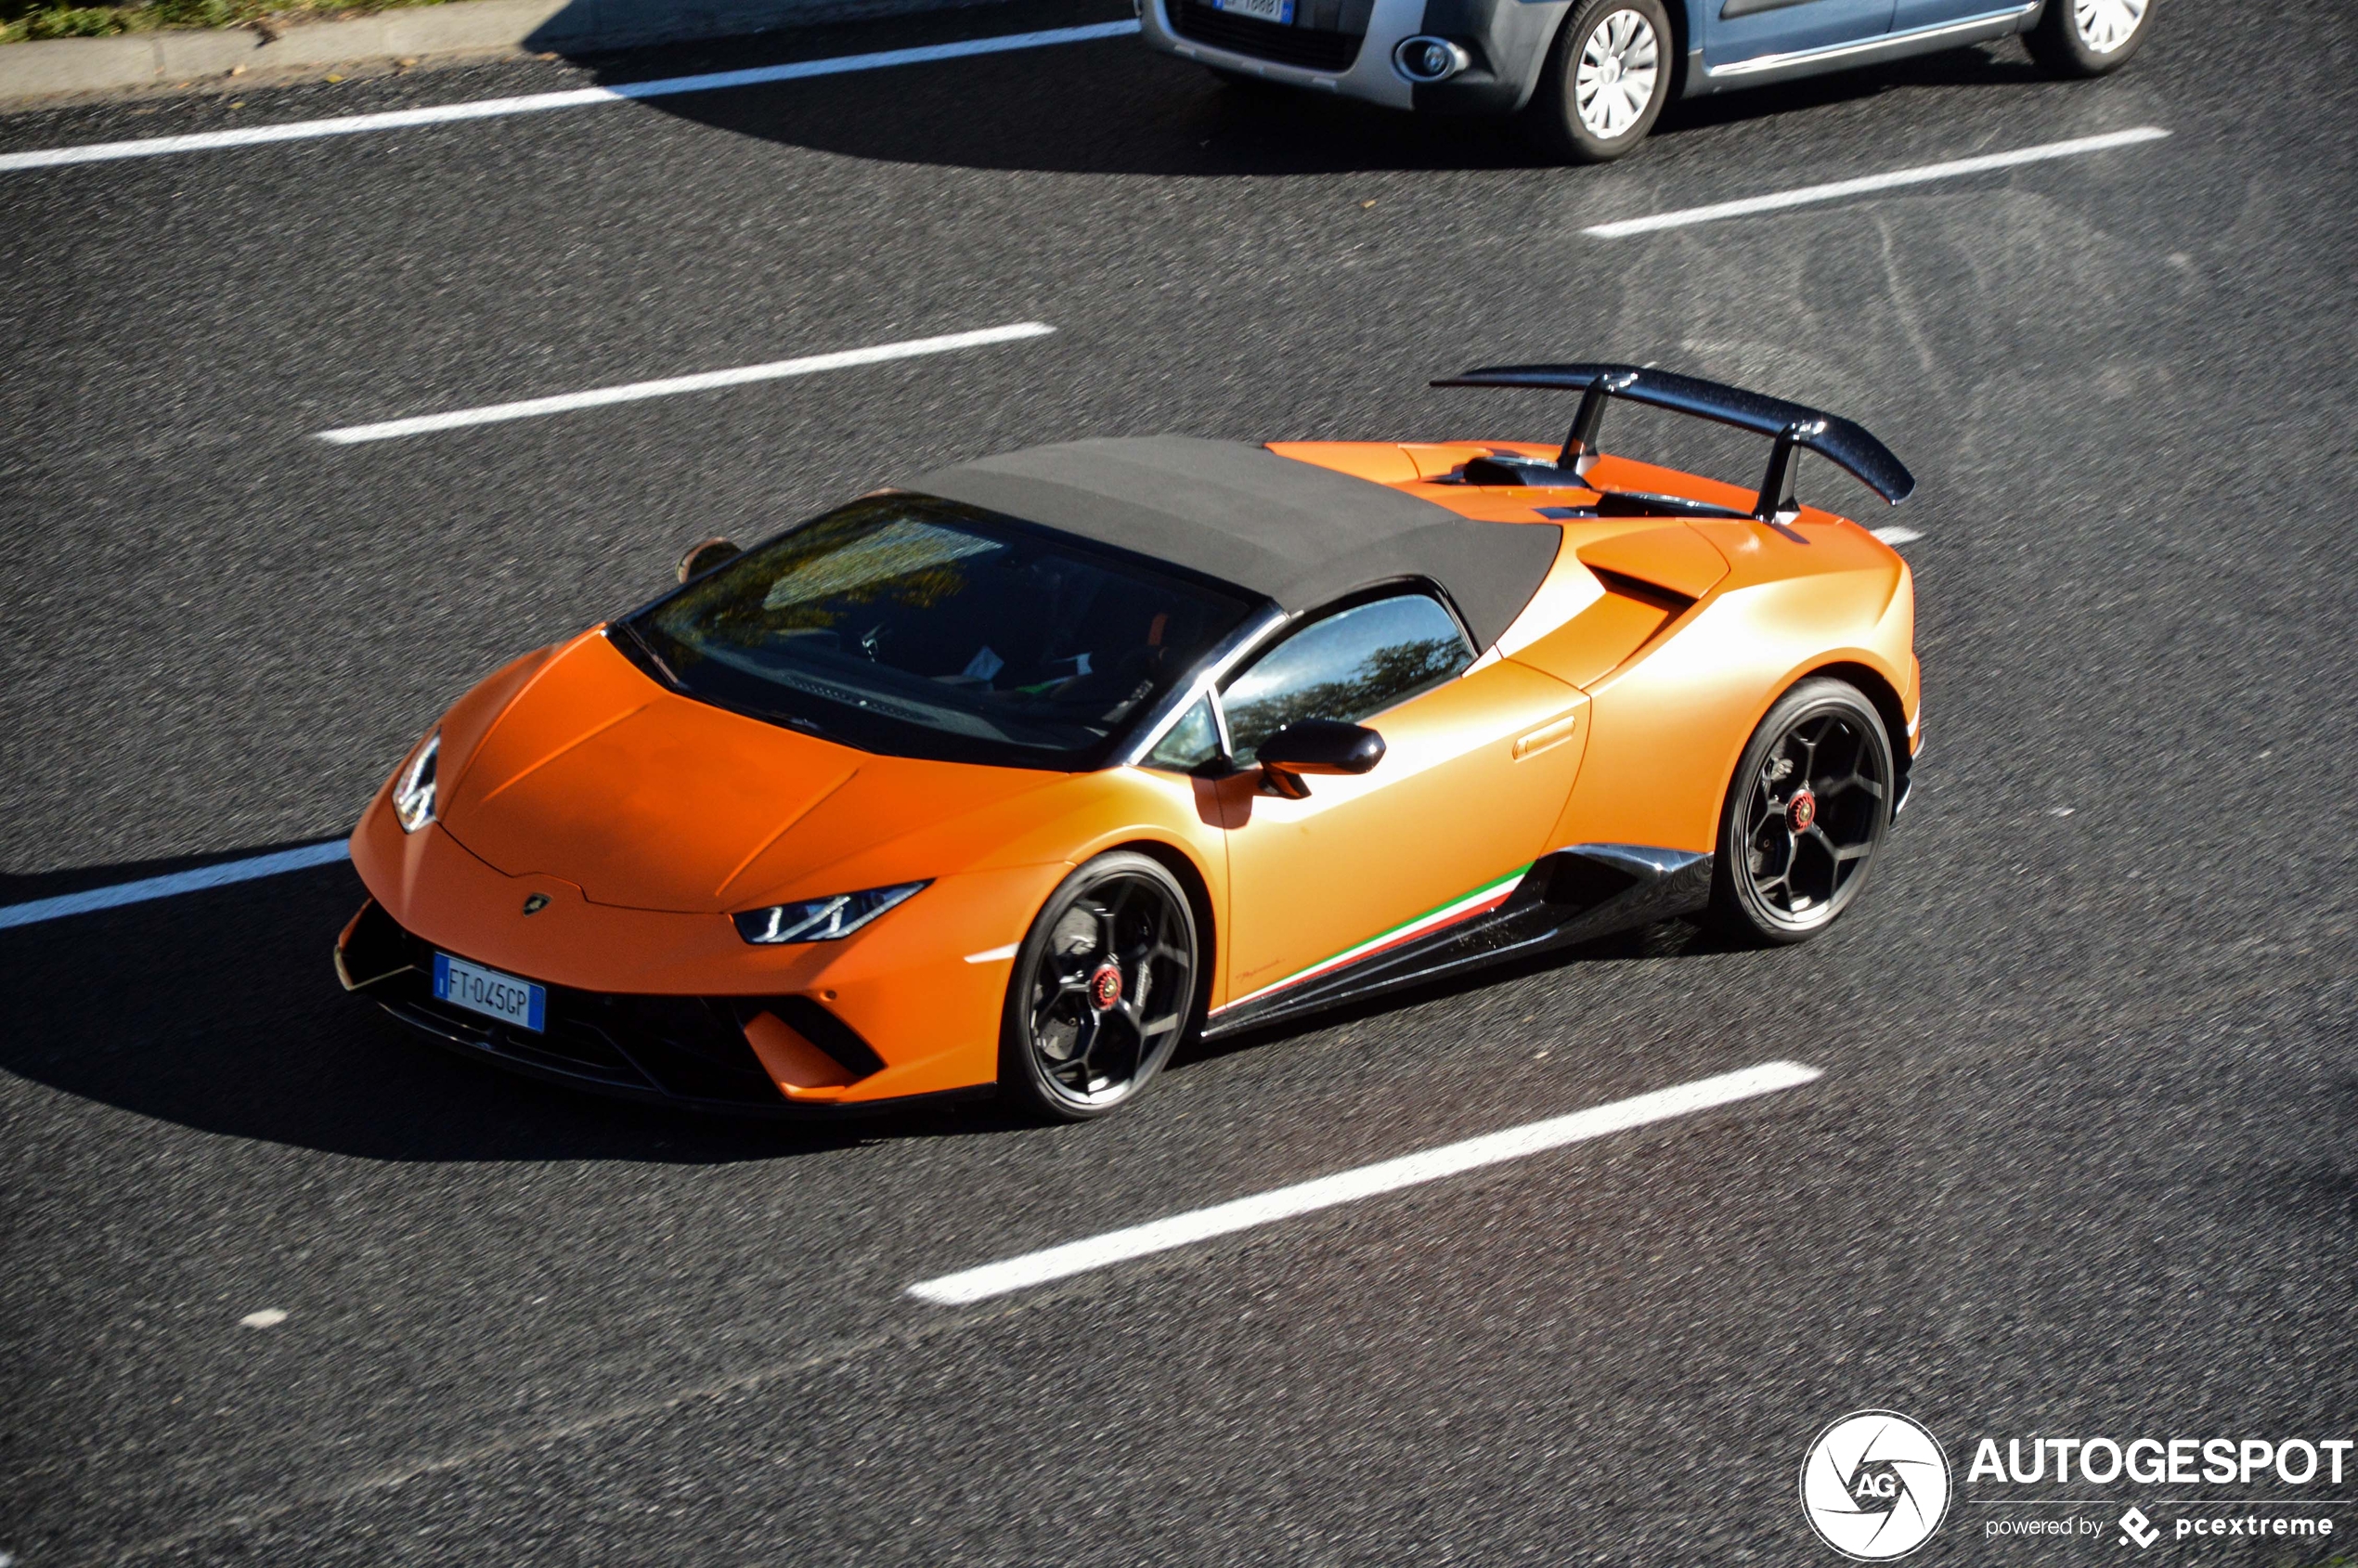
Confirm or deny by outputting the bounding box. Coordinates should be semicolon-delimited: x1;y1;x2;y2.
1220;593;1472;765
1145;694;1223;772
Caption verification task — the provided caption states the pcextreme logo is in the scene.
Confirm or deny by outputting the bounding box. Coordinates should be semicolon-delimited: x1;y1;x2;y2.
1800;1410;1953;1560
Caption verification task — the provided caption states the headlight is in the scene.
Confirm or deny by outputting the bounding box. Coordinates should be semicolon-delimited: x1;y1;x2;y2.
392;730;440;834
733;881;929;944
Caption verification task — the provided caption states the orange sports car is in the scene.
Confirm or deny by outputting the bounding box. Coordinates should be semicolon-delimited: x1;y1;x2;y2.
336;363;1920;1121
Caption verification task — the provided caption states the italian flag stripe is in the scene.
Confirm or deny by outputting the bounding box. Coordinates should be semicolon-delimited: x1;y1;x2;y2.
1216;862;1534;1014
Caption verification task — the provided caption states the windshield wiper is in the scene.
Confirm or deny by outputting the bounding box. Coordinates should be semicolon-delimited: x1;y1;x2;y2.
609;619;680;686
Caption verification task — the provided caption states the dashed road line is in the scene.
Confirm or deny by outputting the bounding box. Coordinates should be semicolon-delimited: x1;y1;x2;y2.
907;1060;1824;1304
1581;126;2171;238
0;19;1141;175
314;322;1056;443
1872;525;1923;546
0;840;349;931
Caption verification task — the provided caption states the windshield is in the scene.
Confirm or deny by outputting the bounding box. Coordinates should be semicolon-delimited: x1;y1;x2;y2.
630;494;1257;769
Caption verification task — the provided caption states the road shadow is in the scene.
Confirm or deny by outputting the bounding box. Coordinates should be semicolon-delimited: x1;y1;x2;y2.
0;847;1018;1163
3;834;1758;1155
551;0;2048;179
1170;913;1744;1070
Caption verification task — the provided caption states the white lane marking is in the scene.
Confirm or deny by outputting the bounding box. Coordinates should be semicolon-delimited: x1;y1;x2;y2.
0;840;349;931
1872;525;1923;545
908;1059;1822;1304
0;20;1142;175
1581;126;2171;238
963;942;1021;965
315;322;1056;444
240;1308;290;1328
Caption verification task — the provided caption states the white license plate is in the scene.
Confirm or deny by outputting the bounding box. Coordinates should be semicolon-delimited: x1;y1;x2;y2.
433;952;547;1032
1213;0;1294;22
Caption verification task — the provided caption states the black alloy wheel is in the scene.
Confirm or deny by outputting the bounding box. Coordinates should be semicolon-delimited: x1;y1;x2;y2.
1711;678;1895;945
1001;851;1201;1121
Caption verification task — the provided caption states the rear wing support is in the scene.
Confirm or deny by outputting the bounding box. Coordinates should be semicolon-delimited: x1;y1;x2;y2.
1432;362;1915;522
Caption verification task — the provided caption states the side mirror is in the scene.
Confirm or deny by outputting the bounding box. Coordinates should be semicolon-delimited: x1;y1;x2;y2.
677;537;742;583
1255;719;1385;798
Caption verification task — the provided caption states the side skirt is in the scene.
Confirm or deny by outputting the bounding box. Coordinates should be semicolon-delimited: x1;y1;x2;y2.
1200;844;1712;1039
1686;3;2040;95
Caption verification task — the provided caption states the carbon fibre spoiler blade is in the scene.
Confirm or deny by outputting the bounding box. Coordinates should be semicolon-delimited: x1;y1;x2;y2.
1432;362;1916;513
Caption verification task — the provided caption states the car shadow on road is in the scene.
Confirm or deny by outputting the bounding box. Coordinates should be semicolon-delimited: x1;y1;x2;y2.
0;848;1020;1164
559;0;2052;180
3;835;1758;1157
1168;914;1746;1071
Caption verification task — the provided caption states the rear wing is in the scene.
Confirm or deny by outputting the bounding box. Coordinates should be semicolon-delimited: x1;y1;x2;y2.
1431;362;1915;521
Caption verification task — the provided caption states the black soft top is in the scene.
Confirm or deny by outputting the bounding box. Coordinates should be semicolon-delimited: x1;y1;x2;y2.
909;436;1562;651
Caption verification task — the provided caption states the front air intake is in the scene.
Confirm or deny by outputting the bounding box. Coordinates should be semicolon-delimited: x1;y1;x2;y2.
1171;0;1364;71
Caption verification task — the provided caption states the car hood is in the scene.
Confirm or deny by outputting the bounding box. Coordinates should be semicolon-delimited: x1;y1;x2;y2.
437;632;1059;914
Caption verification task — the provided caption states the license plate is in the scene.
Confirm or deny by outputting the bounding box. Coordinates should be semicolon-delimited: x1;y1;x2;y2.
433;952;546;1032
1212;0;1293;22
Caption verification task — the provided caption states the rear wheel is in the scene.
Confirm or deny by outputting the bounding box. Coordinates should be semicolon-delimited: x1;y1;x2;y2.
2025;0;2153;76
1527;0;1673;164
1000;852;1201;1121
1710;679;1895;945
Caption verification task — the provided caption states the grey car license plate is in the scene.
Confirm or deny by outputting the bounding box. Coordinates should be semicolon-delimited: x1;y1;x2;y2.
1213;0;1295;23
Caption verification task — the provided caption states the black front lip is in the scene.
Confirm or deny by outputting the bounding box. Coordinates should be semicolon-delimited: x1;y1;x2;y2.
374;991;815;1118
340;900;944;1121
372;995;992;1121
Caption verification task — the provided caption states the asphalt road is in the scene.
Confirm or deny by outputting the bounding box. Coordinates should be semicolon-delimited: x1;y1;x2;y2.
4;2;2355;1562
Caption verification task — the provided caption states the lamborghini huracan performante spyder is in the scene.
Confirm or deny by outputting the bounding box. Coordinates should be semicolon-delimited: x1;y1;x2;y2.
337;363;1922;1121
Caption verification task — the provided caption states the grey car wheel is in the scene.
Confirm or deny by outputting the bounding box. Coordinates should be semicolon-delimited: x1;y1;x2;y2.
2027;0;2153;76
1527;0;1673;164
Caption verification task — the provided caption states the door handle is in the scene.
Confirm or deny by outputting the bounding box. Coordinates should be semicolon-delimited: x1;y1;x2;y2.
1512;712;1581;760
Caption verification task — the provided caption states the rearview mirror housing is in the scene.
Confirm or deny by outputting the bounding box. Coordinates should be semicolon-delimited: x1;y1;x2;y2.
677;537;742;583
1256;719;1386;798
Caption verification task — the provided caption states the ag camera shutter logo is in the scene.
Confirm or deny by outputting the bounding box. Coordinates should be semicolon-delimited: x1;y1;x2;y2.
1800;1410;1952;1559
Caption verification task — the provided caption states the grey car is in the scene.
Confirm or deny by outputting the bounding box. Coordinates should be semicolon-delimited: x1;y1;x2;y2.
1140;0;2155;161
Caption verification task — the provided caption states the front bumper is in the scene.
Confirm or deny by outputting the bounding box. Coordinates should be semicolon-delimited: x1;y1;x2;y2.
1143;0;1419;109
343;801;1071;1112
1140;0;1570;115
337;899;935;1118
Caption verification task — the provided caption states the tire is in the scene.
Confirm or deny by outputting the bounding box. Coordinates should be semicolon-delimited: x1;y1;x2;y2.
999;851;1203;1121
1709;678;1896;946
1527;0;1674;164
2025;0;2153;77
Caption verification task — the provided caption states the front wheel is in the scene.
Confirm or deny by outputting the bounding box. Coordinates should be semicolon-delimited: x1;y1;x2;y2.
2025;0;2153;77
1527;0;1673;164
1709;679;1895;945
999;852;1202;1121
